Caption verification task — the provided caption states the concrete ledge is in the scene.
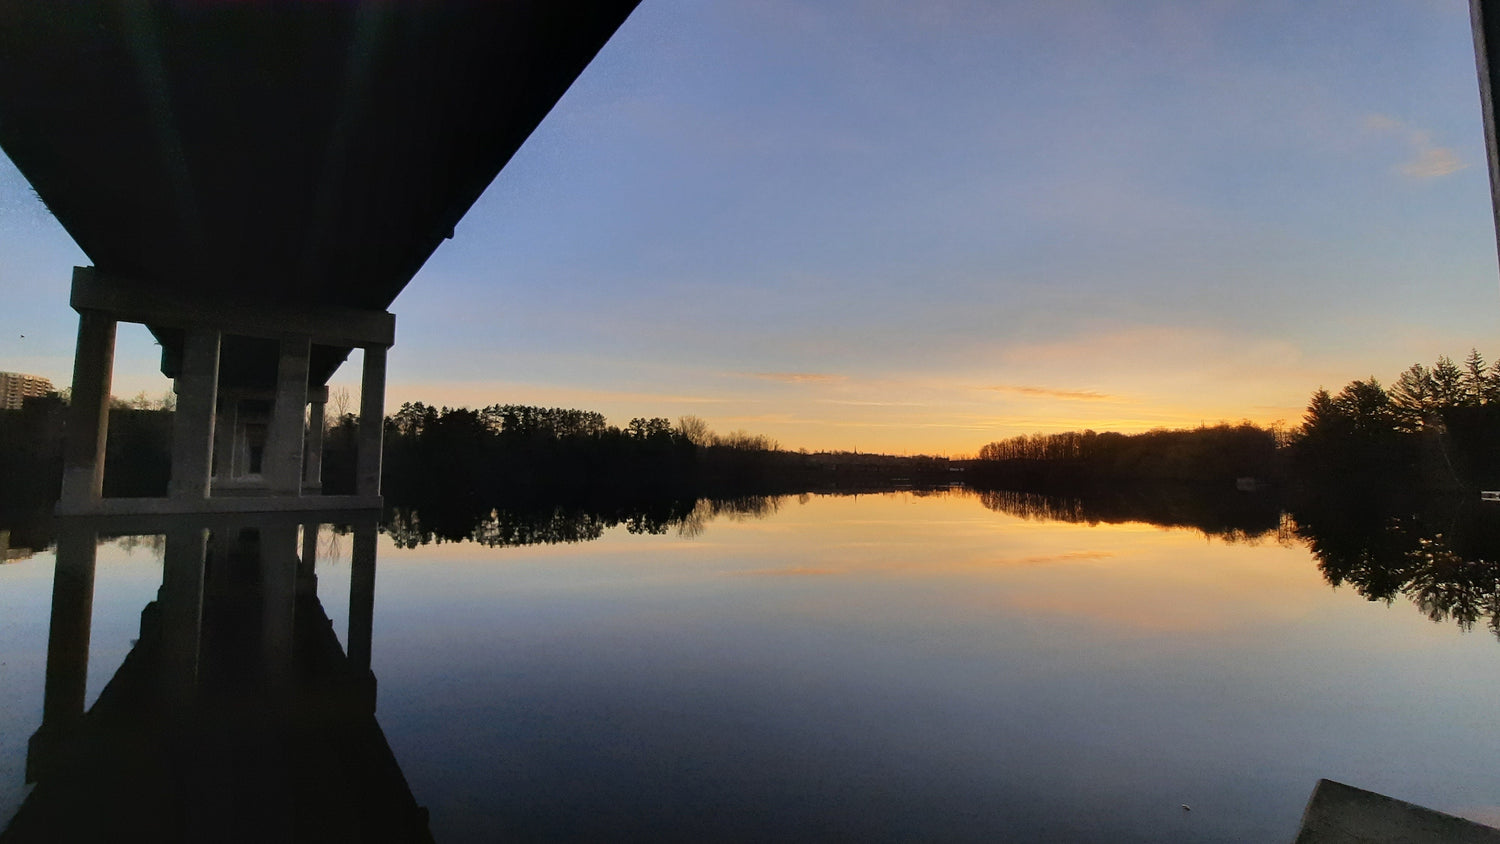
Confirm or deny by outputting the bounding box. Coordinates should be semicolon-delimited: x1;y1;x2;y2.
55;495;382;519
1294;779;1500;843
71;267;395;348
49;507;380;537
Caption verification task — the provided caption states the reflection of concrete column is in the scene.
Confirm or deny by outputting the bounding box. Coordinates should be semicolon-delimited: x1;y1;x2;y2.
213;393;239;482
28;525;98;781
349;519;378;712
265;337;311;495
294;522;320;645
303;389;326;491
160;527;208;706
59;310;116;508
168;328;221;500
207;526;235;600
298;522;319;598
357;346;387;498
261;525;299;694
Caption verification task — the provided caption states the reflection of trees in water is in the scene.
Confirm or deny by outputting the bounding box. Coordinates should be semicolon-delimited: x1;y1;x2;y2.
677;495;785;538
382;494;790;548
102;532;167;560
1292;497;1500;638
974;487;1285;544
1406;536;1500;635
978;490;1089;525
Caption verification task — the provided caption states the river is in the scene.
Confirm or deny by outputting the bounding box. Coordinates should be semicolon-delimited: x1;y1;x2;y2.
2;489;1498;841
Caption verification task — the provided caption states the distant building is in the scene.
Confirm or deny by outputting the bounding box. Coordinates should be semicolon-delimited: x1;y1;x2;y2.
0;371;55;410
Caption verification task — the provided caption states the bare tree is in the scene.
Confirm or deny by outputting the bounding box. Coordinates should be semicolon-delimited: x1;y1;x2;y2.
676;414;714;447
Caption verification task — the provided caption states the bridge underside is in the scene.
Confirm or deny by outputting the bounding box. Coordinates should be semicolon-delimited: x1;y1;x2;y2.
0;0;641;515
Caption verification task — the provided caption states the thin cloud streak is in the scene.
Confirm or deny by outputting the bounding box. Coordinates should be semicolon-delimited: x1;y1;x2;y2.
983;385;1113;401
746;372;846;384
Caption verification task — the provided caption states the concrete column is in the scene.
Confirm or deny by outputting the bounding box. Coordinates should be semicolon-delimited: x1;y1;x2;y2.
264;337;311;495
59;310;116;509
28;525;97;781
207;526;235;600
213;393;239;481
303;388;326;491
159;526;208;706
167;327;221;500
357;346;387;498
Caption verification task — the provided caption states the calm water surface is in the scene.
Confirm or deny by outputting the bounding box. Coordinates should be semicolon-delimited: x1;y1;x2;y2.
3;490;1500;841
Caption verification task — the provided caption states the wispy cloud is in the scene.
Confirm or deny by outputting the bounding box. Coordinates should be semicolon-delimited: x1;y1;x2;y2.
1364;113;1466;180
1401;144;1465;179
747;372;846;384
983;385;1113;401
817;398;929;407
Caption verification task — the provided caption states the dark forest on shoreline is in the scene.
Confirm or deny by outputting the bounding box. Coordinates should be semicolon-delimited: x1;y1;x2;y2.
6;349;1500;560
8;362;1500;641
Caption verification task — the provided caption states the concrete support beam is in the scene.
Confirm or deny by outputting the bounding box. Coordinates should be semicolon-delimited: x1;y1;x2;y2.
213;394;239;481
304;396;325;490
28;526;97;781
71;267;396;348
264;337;311;495
58;310;116;509
167;327;221;500
357;346;387;498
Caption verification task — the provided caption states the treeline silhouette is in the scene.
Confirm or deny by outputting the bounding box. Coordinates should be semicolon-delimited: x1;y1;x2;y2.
967;350;1500;496
0;394;173;512
1294;350;1500;489
365;403;958;511
377;402;696;503
969;423;1281;490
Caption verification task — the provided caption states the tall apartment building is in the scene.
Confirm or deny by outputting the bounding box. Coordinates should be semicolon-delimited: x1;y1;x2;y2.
0;371;55;410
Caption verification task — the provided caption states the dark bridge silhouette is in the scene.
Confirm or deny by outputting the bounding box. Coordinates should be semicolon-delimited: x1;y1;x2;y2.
0;5;639;837
0;1;640;515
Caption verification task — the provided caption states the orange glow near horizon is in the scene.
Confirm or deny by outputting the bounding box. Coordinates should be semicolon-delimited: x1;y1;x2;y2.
377;374;1305;456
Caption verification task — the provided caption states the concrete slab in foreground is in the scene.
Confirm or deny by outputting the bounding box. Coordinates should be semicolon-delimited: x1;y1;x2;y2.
1294;779;1500;843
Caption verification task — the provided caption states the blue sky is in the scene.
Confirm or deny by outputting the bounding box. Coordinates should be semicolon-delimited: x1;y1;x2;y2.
2;0;1498;454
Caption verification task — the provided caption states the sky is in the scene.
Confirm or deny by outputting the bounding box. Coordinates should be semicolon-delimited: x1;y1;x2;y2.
2;0;1498;456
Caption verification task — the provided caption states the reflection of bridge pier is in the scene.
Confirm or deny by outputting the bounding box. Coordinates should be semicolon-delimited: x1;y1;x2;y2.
7;511;420;841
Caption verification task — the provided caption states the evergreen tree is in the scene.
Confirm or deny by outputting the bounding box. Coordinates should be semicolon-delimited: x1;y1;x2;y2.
1462;349;1489;406
1431;356;1466;406
1390;364;1435;432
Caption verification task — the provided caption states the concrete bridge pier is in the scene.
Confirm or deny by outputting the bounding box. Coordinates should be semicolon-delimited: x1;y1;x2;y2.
167;328;221;502
55;267;395;516
57;311;115;506
303;387;327;493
